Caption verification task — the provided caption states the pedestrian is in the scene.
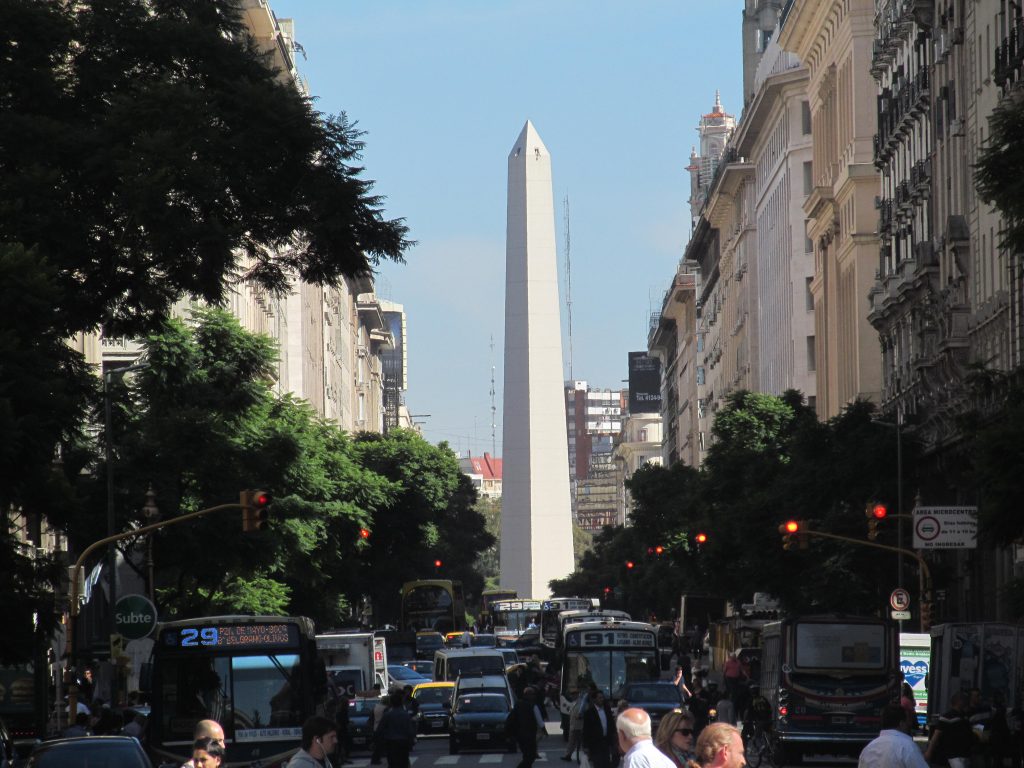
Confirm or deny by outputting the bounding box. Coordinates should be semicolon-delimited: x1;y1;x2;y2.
378;692;416;768
286;715;338;768
713;691;735;727
688;679;712;737
685;722;745;768
582;689;616;768
672;667;692;701
615;708;676;768
900;682;918;733
62;712;91;738
334;692;352;765
924;691;976;768
370;688;391;765
857;703;928;768
653;709;697;768
722;653;744;703
507;687;546;768
562;683;593;762
987;690;1013;768
191;737;225;768
181;720;225;768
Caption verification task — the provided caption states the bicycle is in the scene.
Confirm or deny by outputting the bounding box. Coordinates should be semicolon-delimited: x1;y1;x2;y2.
742;716;776;768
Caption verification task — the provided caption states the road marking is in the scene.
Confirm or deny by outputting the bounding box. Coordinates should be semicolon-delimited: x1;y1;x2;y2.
435;756;460;765
480;755;504;763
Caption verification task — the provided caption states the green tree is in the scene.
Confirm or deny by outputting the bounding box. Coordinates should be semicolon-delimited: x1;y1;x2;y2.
976;96;1024;254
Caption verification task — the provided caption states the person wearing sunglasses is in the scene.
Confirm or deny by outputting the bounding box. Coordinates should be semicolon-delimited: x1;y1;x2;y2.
654;710;697;768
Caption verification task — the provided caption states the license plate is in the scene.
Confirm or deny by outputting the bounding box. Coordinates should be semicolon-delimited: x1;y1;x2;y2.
476;733;491;741
353;737;366;744
831;715;852;725
431;720;444;728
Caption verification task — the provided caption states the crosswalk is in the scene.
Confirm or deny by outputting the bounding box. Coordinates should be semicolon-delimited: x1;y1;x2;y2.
347;751;561;767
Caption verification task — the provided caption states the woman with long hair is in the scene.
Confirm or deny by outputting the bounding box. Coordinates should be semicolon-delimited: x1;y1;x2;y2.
654;709;697;768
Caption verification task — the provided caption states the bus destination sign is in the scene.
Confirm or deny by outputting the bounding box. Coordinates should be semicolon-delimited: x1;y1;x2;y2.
161;623;299;649
567;630;656;648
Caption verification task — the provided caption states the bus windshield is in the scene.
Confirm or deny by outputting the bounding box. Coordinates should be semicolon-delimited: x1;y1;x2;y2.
794;622;886;670
562;649;659;700
157;653;303;742
401;581;464;634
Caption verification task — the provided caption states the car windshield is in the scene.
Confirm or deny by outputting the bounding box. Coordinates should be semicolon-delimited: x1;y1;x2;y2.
349;698;378;714
625;685;680;703
417;635;443;649
449;657;505;677
415;687;453;705
471;635;496;647
455;695;509;714
388;666;422;681
33;740;151;768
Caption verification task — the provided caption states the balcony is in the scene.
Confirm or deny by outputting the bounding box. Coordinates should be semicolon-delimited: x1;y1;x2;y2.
995;16;1024;90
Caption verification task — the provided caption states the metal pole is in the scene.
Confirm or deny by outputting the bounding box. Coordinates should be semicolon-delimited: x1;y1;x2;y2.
103;371;116;706
897;410;904;592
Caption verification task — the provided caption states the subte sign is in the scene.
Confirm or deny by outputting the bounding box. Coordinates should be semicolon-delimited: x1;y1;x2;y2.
113;594;157;640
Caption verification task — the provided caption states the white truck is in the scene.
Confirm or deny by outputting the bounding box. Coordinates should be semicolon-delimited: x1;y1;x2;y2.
316;631;388;698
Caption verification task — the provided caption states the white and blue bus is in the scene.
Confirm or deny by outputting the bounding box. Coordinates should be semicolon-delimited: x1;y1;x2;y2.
149;615;323;768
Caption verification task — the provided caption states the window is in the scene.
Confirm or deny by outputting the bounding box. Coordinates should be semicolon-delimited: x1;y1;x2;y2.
358;393;366;422
805;277;814;311
801;101;812;134
806;336;816;372
803;161;813;196
805;235;814;253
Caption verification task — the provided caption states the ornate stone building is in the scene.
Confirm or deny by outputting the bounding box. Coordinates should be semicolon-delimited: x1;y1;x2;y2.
778;0;883;418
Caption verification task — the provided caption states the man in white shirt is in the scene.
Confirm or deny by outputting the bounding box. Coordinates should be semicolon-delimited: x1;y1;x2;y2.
616;708;676;768
858;704;929;768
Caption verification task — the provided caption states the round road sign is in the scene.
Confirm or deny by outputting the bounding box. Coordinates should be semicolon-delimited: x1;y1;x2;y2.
890;588;911;612
915;515;940;542
114;594;157;640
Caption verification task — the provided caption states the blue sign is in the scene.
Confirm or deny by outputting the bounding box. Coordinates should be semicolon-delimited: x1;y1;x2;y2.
900;658;928;688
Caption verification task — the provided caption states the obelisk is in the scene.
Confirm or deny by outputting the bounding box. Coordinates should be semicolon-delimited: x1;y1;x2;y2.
500;121;575;599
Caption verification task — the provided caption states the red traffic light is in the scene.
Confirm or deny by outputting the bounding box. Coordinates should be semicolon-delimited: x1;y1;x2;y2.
626;560;635;570
434;559;443;568
784;520;800;533
603;586;612;594
655;545;665;555
871;503;888;519
359;527;371;539
695;532;708;544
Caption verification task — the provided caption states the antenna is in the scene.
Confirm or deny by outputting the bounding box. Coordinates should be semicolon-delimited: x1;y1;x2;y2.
490;335;497;457
564;195;573;382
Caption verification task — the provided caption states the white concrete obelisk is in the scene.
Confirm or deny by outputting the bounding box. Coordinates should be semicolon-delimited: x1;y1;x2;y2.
500;121;575;599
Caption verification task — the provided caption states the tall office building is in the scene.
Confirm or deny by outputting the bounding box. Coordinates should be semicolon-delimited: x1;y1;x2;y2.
500;121;575;599
565;381;626;532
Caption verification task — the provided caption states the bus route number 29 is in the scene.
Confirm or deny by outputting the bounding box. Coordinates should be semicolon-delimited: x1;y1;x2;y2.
180;628;219;647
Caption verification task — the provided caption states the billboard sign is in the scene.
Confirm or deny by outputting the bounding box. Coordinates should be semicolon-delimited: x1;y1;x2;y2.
628;352;661;414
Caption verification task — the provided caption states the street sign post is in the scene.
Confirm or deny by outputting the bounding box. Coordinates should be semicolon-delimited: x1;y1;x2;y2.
890;588;911;612
912;506;978;549
114;594;157;640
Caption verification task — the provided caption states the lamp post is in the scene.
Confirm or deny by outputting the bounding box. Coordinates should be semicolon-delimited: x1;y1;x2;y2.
141;486;159;602
102;362;147;689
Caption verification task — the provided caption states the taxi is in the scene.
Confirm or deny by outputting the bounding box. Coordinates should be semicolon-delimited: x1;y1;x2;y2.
444;631;476;647
411;681;455;734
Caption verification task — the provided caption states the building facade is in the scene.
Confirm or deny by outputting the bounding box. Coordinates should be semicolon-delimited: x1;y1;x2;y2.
778;0;883;419
565;382;626;531
612;412;664;526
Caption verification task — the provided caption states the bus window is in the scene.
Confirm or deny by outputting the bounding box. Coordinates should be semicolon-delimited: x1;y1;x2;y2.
794;623;885;670
159;656;231;742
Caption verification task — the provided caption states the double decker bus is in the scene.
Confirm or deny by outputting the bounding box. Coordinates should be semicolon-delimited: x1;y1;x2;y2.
149;615;324;768
757;615;899;763
400;580;466;634
559;618;659;706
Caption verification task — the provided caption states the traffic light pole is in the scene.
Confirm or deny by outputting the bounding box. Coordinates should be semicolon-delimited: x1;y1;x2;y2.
796;527;932;624
64;502;241;723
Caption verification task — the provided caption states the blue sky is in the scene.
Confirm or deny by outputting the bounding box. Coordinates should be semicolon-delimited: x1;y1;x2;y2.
271;1;743;454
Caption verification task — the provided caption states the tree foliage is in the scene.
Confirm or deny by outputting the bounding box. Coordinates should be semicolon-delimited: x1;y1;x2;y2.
557;392;919;620
70;309;491;631
975;94;1024;254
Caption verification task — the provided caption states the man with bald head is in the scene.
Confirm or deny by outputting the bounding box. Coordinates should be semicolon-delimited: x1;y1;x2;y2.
616;708;676;768
181;720;225;767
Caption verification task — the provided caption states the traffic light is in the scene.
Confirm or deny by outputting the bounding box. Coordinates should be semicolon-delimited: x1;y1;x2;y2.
625;560;635;570
434;559;443;569
920;601;932;631
359;527;371;540
779;520;800;550
695;532;708;545
240;489;272;532
654;545;665;555
866;501;887;541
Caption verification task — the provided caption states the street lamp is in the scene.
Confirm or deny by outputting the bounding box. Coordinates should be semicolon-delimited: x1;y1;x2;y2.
141;486;159;603
102;362;147;662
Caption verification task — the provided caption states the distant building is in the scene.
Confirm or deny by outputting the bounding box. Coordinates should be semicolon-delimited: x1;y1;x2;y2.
565;381;626;531
459;453;503;498
613;412;664;526
379;300;408;433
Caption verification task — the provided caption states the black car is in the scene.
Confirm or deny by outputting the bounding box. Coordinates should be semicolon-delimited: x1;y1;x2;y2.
620;681;683;730
412;683;454;734
448;693;513;754
26;736;153;767
347;697;379;751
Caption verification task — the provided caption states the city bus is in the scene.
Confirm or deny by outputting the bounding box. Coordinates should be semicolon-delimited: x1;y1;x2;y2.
148;615;324;768
400;580;466;634
479;588;517;627
757;615;900;763
559;618;659;707
540;597;600;648
491;599;543;635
